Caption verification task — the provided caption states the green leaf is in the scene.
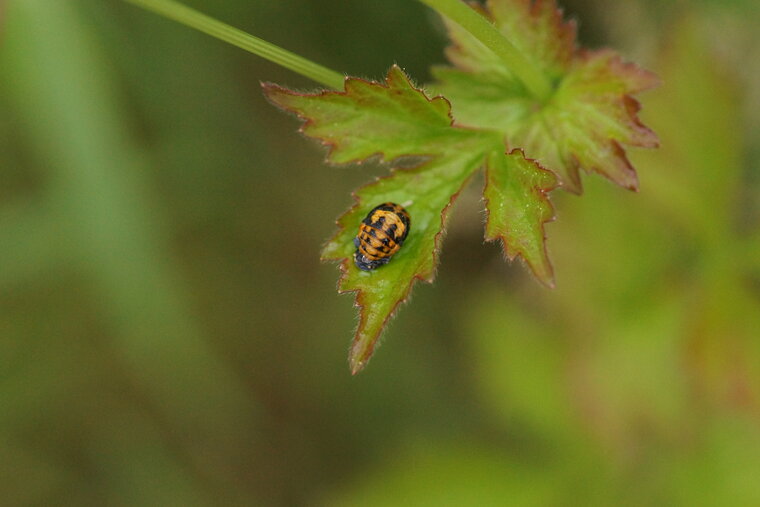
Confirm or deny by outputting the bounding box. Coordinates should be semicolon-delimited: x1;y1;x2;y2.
432;0;658;193
484;149;557;286
264;66;555;372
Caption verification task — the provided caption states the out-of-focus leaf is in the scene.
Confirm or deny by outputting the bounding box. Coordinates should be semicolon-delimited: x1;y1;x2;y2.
432;0;658;193
324;440;561;506
630;18;760;411
462;286;576;437
663;416;760;505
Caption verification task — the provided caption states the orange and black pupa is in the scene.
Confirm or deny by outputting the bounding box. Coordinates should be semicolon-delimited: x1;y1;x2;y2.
353;202;411;271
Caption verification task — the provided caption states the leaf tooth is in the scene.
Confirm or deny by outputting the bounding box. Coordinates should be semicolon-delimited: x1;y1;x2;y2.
347;278;412;375
622;95;660;148
557;165;583;195
578;48;661;94
484;149;558;288
588;140;640;192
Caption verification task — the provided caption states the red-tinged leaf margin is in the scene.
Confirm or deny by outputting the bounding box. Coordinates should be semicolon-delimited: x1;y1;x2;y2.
564;49;660;193
262;80;352;166
574;48;660;148
261;65;454;166
484;148;558;287
589;48;661;95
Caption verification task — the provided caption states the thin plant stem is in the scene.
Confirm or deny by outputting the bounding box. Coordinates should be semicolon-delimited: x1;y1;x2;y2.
418;0;553;100
123;0;345;90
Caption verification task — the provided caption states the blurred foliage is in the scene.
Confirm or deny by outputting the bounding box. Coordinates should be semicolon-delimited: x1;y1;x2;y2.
0;0;759;505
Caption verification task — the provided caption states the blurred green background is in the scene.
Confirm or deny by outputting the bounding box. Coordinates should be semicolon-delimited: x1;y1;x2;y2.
1;0;759;505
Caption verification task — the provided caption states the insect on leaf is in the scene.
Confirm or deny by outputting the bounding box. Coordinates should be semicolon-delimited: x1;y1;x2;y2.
265;66;554;373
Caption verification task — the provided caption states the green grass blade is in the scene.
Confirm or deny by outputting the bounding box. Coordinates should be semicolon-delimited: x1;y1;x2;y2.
124;0;345;89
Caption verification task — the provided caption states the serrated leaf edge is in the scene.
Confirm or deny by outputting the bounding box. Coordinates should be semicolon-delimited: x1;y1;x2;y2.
339;170;477;374
483;148;558;288
262;65;455;167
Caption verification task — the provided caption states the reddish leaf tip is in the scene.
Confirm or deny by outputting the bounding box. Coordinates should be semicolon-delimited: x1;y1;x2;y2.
350;356;366;375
